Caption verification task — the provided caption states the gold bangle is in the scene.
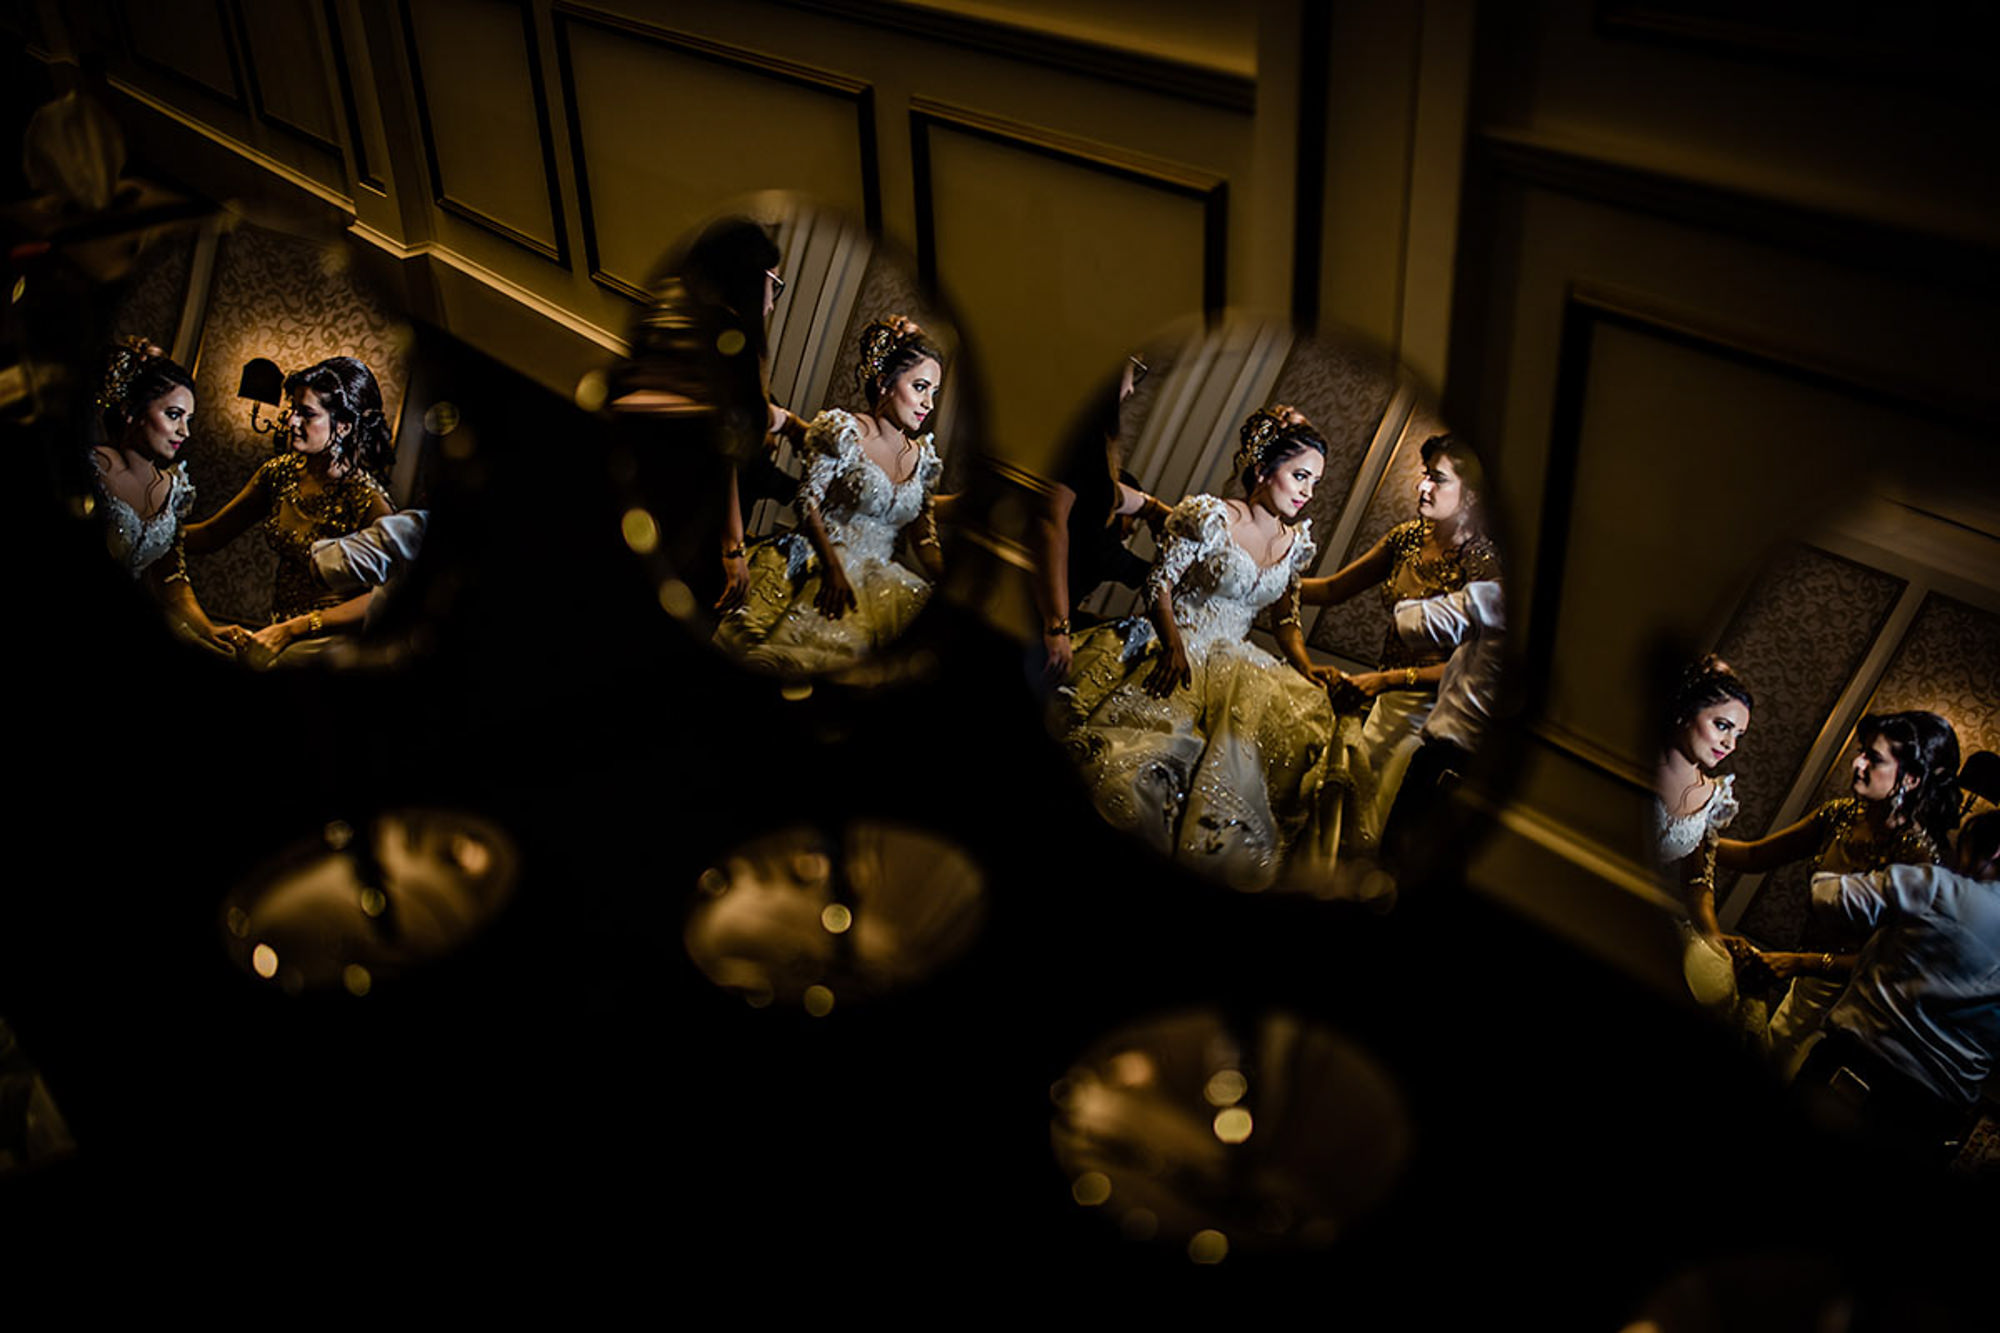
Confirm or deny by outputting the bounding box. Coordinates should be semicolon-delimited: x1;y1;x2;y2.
306;609;324;634
1403;666;1417;687
722;545;746;560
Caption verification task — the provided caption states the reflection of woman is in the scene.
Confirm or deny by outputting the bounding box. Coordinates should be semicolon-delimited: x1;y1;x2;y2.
1292;436;1500;848
1034;356;1171;678
714;317;945;674
87;338;231;652
1719;709;1959;1077
1651;656;1762;1029
184;356;394;661
1057;407;1345;890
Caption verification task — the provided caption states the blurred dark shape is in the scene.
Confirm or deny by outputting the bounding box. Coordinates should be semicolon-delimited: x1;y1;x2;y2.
685;821;986;1008
22;90;124;215
0;1018;76;1176
1959;750;2000;816
610;215;778;463
1050;1008;1410;1256
1630;1249;1989;1333
237;355;283;406
222;809;519;992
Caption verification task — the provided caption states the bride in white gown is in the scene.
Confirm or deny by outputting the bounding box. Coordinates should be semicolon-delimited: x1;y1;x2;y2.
714;316;945;674
1057;406;1353;891
1652;656;1763;1033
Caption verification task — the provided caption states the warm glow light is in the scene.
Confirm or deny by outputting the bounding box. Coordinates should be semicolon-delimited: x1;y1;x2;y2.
744;987;774;1009
422;401;461;436
1070;1172;1111;1206
698;867;729;896
324;820;354;849
792;852;831;884
574;370;609;412
803;985;835;1017
821;903;853;934
1188;1229;1228;1264
251;943;279;978
1213;1107;1254;1144
225;907;249;938
658;579;696;619
343;964;372;997
1204;1070;1247;1106
780;682;813;702
1108;1051;1155;1087
716;329;747;356
358;887;387;918
10;276;24;303
452;835;491;876
621;508;660;555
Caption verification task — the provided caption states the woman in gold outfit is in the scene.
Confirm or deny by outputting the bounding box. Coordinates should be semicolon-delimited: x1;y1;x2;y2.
184;355;395;663
1287;434;1500;850
1716;709;1960;1078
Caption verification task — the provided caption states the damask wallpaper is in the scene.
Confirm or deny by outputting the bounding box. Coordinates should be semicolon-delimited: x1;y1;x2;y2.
182;224;411;625
107;231;194;359
1738;592;2000;947
1265;333;1398;567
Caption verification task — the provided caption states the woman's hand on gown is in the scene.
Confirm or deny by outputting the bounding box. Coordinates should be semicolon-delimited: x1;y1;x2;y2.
1043;628;1073;680
1145;642;1191;698
715;552;750;612
815;560;858;620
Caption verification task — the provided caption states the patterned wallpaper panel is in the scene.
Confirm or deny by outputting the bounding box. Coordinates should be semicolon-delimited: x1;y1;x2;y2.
1739;592;2000;947
1306;401;1450;664
1265;332;1398;565
1710;545;1906;839
184;224;411;625
108;232;195;362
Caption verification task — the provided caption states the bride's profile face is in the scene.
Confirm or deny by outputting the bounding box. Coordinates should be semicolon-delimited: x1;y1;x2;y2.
286;387;338;456
1261;446;1323;519
880;356;941;436
1679;700;1750;770
128;385;194;464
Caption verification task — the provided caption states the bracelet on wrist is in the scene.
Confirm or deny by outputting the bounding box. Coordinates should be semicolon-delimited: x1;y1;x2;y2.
722;544;747;560
1046;619;1071;638
306;609;324;635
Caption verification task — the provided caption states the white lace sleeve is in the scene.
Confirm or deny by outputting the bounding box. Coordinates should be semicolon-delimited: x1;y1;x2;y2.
1705;774;1739;837
1144;494;1229;607
1283;519;1317;610
796;409;860;513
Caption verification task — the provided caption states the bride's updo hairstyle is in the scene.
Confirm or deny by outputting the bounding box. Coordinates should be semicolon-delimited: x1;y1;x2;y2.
855;315;945;420
285;355;393;477
1233;403;1327;495
1666;654;1754;746
1857;709;1962;849
96;339;196;443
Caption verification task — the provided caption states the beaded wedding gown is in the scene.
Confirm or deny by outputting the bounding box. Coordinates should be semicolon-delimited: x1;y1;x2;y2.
716;408;940;675
1057;495;1352;891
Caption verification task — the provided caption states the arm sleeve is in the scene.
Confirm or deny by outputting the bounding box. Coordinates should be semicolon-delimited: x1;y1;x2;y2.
795;411;856;514
1144;495;1227;608
311;510;429;596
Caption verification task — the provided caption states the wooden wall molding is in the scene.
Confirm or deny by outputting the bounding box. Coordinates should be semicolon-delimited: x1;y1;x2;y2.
229;0;344;160
398;0;571;267
550;1;880;304
772;0;1255;113
908;97;1228;315
117;0;250;113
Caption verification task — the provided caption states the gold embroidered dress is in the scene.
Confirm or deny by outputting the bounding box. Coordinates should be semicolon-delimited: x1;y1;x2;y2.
254;453;393;622
1351;518;1502;849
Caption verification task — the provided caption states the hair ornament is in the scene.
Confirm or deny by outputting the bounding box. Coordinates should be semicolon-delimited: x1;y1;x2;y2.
1233;403;1313;477
96;335;163;413
859;314;926;387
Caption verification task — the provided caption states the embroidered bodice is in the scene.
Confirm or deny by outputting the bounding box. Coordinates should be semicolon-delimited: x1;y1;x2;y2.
92;453;194;578
1378;518;1500;669
1653;773;1738;866
1145;495;1315;654
1806;797;1940;877
796;409;940;569
255;453;393;621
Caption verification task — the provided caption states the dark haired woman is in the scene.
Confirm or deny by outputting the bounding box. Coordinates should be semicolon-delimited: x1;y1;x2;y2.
184;355;395;663
1291;434;1500;851
88;337;231;653
714;315;945;674
1057;406;1347;890
1718;709;1960;1077
1653;656;1761;1028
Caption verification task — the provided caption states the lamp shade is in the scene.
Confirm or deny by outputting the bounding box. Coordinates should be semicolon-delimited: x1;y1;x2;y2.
237;356;283;406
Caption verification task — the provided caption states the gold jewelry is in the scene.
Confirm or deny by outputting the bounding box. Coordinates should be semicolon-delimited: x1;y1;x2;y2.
1819;952;1833;971
1403;666;1418;687
721;544;746;560
1232;404;1316;478
858;315;927;387
307;609;324;634
1046;619;1071;638
96;335;156;413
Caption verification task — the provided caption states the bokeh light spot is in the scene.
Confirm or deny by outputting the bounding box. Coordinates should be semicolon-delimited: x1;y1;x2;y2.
1213;1107;1254;1144
1204;1069;1247;1106
621;508;660;555
821;903;853;934
1188;1229;1229;1264
803;985;835;1017
251;944;279;978
1071;1172;1112;1206
342;964;372;997
658;579;696;619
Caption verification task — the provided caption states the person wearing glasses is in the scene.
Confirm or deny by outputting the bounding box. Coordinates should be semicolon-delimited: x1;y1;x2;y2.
1033;354;1172;678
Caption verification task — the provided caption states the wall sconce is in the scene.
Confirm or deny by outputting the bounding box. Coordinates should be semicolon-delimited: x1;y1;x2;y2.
238;356;285;434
